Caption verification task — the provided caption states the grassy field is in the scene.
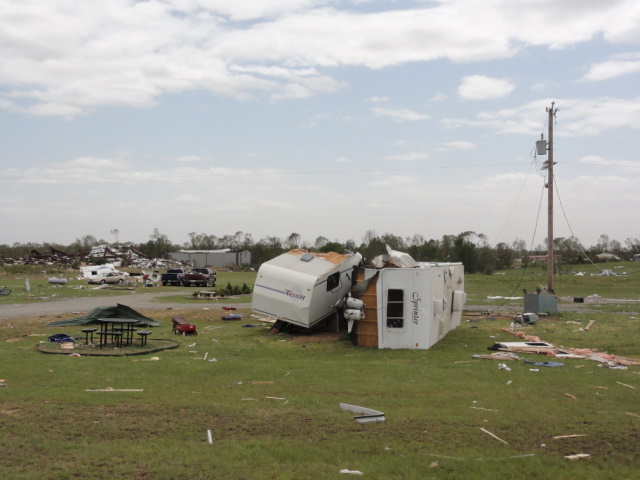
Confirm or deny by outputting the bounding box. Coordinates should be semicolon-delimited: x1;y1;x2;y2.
1;264;639;479
0;267;256;305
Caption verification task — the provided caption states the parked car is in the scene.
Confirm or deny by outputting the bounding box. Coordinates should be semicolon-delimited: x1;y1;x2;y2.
161;269;186;286
183;268;217;288
87;272;128;285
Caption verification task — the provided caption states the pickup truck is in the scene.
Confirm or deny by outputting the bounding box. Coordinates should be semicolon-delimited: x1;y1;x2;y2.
183;268;217;288
161;268;186;286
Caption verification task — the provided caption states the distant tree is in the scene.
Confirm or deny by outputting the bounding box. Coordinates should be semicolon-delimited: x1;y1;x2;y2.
380;233;405;251
319;242;344;254
596;234;609;253
452;231;480;273
494;242;516;270
609;239;623;257
148;228;172;258
554;236;585;264
625;236;640;255
285;232;301;249
314;236;329;249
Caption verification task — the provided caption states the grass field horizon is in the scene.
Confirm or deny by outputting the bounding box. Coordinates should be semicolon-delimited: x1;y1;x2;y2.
1;264;639;479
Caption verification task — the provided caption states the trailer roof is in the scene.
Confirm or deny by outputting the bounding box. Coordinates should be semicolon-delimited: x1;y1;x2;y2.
286;249;352;266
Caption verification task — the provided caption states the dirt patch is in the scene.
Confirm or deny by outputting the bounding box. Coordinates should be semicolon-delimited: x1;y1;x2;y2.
288;331;344;344
36;338;180;356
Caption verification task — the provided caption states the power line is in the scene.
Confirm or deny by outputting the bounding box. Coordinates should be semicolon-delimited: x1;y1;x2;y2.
0;162;525;181
559;100;640;113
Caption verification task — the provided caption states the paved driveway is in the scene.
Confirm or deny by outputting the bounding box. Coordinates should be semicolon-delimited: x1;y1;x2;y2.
0;291;250;321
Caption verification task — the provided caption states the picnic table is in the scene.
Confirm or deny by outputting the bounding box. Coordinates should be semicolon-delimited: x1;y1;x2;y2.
97;318;138;348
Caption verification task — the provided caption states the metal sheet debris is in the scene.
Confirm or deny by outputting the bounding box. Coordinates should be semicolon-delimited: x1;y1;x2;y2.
340;403;385;423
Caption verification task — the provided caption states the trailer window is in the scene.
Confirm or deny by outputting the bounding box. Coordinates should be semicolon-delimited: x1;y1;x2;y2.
386;289;404;328
326;272;340;291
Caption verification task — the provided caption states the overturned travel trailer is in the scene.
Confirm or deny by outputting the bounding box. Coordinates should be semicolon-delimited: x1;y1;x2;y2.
252;249;362;329
252;247;466;350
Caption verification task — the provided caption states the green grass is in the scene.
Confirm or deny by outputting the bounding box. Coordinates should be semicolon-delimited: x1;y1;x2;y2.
1;265;640;478
0;267;258;305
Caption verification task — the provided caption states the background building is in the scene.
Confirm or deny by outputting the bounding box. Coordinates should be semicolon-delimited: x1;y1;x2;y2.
169;249;251;268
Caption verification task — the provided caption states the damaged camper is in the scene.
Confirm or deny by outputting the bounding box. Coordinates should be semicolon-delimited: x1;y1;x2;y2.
252;247;466;350
252;249;363;329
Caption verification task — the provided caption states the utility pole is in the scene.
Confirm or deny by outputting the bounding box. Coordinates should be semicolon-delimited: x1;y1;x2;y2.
545;102;557;293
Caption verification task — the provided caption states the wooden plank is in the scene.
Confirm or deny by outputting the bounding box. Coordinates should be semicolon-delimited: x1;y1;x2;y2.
480;427;509;445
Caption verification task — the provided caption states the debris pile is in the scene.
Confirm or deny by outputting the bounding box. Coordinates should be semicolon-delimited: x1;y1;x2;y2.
485;329;640;368
1;244;191;270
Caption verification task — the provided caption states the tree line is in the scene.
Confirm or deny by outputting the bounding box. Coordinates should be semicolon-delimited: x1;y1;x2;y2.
1;230;639;274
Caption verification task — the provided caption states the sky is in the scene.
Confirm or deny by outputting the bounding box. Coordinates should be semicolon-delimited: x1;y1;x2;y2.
1;0;640;250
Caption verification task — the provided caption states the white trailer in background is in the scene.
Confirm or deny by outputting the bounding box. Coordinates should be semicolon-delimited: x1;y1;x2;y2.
252;247;466;350
252;249;363;328
79;264;119;280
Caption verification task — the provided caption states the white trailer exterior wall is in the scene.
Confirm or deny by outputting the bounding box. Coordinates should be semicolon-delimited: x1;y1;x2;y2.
371;263;465;349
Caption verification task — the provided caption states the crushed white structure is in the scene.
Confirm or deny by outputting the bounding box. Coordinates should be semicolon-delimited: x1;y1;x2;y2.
252;246;466;350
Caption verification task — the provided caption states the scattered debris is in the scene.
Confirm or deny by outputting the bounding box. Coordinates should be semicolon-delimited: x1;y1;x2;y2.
564;393;578;400
480;427;509;445
471;352;519;361
513;313;538;325
497;363;511;371
339;469;363;475
564;453;590;461
340;403;385;423
207;430;213;444
523;359;565;367
584;320;596;331
489;338;640;368
553;434;586;439
616;381;636;390
85;387;144;392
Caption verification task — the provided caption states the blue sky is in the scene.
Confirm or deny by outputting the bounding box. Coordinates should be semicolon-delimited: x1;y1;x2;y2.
1;0;639;249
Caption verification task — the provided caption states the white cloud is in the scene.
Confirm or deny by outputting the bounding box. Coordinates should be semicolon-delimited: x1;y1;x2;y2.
369;175;417;187
335;156;351;163
443;97;640;136
579;155;640;169
384;152;428;161
437;141;477;151
366;96;389;103
3;1;639;115
371;107;430;121
582;52;640;81
458;75;515;100
429;92;448;102
62;156;129;170
176;156;205;162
